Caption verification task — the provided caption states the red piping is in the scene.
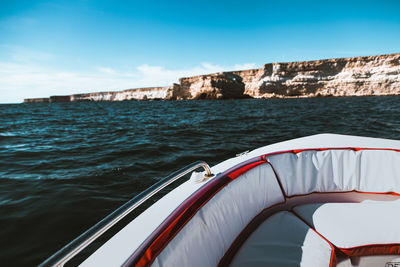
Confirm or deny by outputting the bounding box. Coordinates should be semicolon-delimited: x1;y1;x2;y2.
124;157;266;266
265;147;400;156
126;147;399;266
227;160;266;179
291;210;337;267
292;212;400;257
337;243;400;256
284;190;400;199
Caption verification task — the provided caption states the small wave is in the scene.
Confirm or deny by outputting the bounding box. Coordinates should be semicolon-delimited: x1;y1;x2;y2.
2;144;28;149
0;132;17;137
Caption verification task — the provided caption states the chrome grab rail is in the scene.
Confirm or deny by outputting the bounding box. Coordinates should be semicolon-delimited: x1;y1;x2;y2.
40;161;214;267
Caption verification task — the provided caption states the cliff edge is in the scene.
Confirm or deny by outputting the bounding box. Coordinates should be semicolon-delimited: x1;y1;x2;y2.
24;53;400;103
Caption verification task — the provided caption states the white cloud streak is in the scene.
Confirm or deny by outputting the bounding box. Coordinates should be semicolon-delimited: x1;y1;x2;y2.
0;57;257;103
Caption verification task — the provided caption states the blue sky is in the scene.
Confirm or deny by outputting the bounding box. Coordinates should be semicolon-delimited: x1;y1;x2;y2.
1;0;399;103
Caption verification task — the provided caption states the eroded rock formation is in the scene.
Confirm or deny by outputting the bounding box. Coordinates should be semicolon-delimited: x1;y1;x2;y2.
178;72;246;100
235;53;400;98
23;53;400;103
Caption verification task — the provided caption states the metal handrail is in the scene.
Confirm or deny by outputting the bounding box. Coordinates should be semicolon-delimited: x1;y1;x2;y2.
40;161;214;267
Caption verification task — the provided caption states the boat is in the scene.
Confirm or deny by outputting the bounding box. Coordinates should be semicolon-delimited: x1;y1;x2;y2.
41;134;400;267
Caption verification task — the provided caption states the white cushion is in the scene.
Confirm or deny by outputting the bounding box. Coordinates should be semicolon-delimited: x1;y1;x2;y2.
230;211;334;267
293;201;400;255
152;164;285;267
267;149;400;197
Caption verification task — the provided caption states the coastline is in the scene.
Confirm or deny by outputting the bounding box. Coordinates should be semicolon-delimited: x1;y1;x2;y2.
24;53;400;103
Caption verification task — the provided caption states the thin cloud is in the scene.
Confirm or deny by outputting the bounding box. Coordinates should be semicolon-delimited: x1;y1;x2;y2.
0;45;55;63
0;61;258;103
135;62;257;83
96;67;118;75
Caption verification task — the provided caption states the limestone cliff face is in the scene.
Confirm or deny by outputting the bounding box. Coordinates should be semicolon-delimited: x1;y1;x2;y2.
236;53;400;98
178;72;246;99
70;86;176;101
23;98;50;103
23;53;400;103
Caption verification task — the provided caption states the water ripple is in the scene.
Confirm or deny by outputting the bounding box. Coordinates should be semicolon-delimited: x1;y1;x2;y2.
0;97;399;265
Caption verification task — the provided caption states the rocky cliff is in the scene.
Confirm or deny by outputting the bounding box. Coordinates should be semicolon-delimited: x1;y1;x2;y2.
24;53;400;103
234;53;400;98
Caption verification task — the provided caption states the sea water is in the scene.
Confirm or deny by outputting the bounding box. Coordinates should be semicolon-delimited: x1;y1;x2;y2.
0;97;399;265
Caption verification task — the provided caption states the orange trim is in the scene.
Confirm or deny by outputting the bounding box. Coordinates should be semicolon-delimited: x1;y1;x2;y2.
128;147;399;266
227;161;266;179
133;176;233;267
311;228;337;267
284;190;400;199
291;210;337;267
288;147;400;154
356;191;400;196
338;244;400;256
125;157;266;267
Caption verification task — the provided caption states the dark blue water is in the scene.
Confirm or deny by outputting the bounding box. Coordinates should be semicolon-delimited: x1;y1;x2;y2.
0;97;399;266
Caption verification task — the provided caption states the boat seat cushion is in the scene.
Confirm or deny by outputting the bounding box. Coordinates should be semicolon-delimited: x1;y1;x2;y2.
267;149;400;197
151;163;285;267
230;211;335;267
293;201;400;256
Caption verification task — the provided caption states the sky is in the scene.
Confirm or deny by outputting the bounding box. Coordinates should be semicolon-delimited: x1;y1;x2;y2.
0;0;399;103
